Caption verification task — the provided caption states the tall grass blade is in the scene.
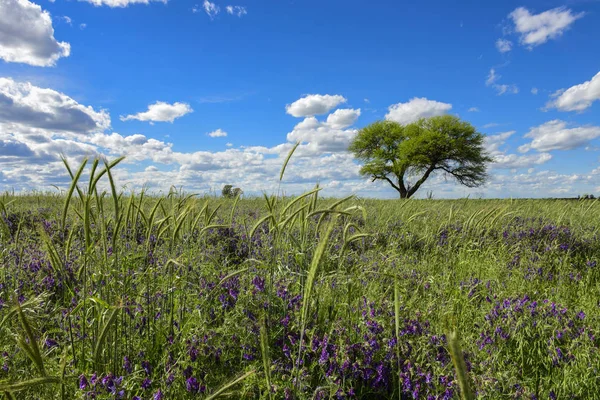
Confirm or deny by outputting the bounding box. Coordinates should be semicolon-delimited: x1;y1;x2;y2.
0;376;61;392
259;317;273;400
280;141;300;181
296;215;338;384
448;330;474;400
205;370;256;400
16;303;45;376
94;307;120;369
61;157;87;230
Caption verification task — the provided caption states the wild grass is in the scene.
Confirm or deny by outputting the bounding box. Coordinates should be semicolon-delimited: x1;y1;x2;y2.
0;158;599;399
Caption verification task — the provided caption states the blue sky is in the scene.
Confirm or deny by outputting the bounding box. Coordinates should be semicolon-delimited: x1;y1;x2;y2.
1;0;599;198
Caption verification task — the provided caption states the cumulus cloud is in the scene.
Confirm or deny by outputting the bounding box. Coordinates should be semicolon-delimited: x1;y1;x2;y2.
78;0;167;7
286;94;347;117
531;88;538;95
203;0;219;18
286;109;361;153
493;153;552;169
325;108;361;129
487;169;594;198
385;97;451;124
207;128;228;137
546;71;600;112
484;130;552;169
0;78;110;134
0;78;368;196
120;101;193;123
0;138;35;158
495;39;512;53
1;79;592;198
0;0;70;66
485;131;516;154
509;6;584;48
468;107;479;112
226;5;246;16
90;132;174;163
518;120;600;152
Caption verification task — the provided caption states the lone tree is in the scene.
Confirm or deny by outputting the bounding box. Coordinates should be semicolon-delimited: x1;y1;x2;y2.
349;115;493;199
222;184;234;198
222;184;243;198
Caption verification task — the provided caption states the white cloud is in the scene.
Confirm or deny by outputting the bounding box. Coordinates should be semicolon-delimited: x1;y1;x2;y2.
487;170;594;198
0;0;70;66
120;101;193;123
226;5;246;17
518;120;600;152
486;68;499;86
495;84;519;95
546;71;600;112
78;0;166;7
468;107;479;112
0;78;110;134
226;142;233;147
207;128;228;137
286;94;347;117
0;91;363;195
485;130;516;154
79;23;87;30
385;97;452;124
203;0;219;18
325;108;361;129
509;6;584;48
486;68;518;95
91;132;174;163
492;152;552;169
495;38;512;53
531;87;538;95
484;130;552;169
0;79;595;198
483;123;500;129
286;109;361;153
0;81;363;195
59;15;72;25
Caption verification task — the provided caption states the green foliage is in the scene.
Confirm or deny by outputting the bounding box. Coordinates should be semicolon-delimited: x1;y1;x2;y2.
349;115;493;198
221;184;234;198
222;185;243;199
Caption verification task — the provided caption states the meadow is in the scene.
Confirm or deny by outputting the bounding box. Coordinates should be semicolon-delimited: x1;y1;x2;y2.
1;159;599;399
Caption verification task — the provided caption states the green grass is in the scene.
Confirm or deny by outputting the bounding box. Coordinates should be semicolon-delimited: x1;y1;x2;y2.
0;159;599;399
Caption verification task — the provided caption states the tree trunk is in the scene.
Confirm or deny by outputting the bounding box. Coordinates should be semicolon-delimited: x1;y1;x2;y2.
398;174;408;198
396;166;436;199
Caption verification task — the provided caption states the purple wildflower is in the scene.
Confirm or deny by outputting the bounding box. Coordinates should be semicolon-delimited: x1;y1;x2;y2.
141;377;151;390
186;377;199;393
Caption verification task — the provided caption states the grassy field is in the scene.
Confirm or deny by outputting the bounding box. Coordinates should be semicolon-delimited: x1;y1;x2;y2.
1;161;600;399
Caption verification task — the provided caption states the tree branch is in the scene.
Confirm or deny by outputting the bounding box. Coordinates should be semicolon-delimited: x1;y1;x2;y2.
407;165;436;198
372;174;401;193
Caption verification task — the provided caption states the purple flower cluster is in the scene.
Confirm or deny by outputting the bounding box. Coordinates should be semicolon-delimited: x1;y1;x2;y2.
78;373;125;398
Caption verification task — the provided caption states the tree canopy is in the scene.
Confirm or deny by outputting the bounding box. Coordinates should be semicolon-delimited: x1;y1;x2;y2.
348;115;493;198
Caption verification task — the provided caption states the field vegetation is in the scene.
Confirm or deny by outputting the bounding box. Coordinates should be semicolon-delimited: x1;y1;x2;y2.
0;157;599;399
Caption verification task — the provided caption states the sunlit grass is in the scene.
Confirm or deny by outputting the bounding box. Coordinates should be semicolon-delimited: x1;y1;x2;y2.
0;158;599;399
